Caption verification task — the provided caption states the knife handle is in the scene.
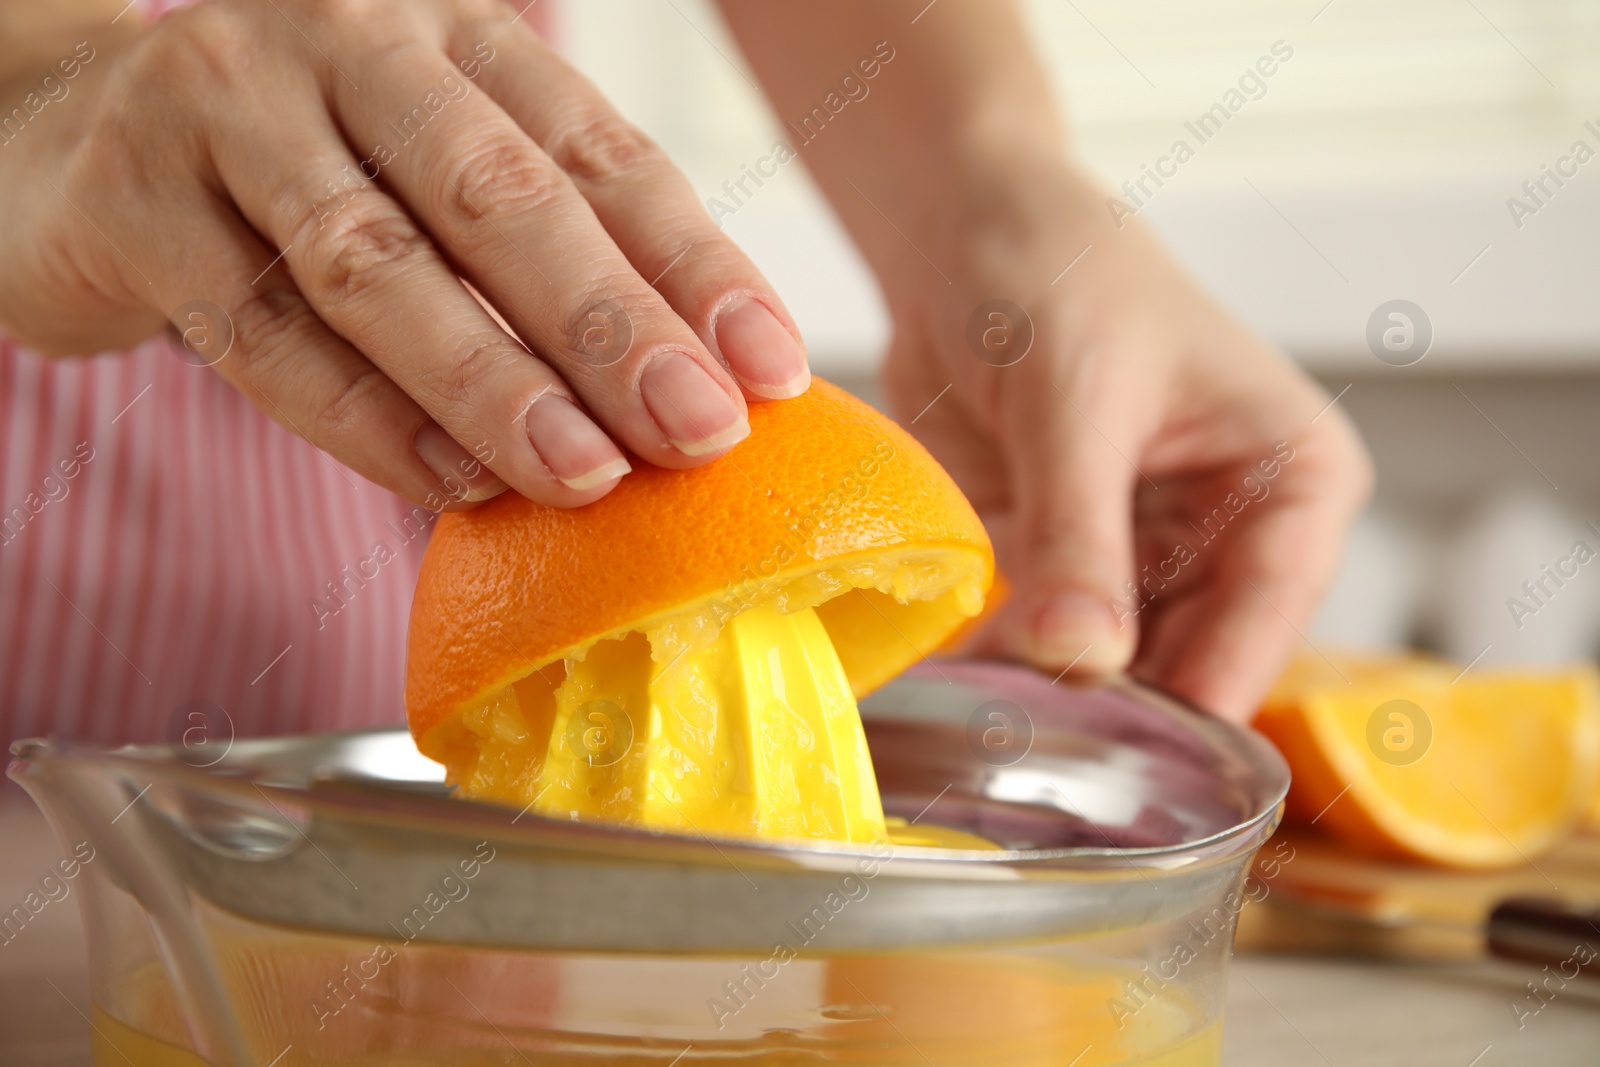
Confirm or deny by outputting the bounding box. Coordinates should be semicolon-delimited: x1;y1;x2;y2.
1485;897;1600;979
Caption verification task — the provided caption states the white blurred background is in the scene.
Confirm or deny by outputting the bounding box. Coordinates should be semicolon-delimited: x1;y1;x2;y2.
559;0;1600;666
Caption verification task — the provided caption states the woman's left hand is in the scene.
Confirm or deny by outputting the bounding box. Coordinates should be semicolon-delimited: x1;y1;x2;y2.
881;161;1371;722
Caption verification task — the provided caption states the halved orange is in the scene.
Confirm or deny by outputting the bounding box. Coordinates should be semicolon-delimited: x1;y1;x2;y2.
1254;651;1600;868
405;379;992;843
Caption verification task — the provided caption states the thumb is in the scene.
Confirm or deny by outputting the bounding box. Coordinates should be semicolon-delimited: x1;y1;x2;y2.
1003;377;1143;679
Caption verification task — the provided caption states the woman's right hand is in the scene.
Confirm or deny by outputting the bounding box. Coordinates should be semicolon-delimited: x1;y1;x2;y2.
0;0;809;510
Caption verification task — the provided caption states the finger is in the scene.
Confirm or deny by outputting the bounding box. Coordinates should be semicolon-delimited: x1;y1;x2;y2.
209;105;632;506
331;40;750;466
1000;354;1148;678
1132;417;1372;722
142;191;504;511
472;25;809;401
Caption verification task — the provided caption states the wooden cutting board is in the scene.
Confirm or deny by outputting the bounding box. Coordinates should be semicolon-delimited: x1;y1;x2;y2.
1235;828;1600;963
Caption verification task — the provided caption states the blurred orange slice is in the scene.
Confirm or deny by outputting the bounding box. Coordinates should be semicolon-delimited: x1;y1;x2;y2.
1254;652;1600;868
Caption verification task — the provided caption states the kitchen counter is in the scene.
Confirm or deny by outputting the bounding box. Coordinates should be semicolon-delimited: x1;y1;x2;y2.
1223;955;1595;1065
2;798;1593;1066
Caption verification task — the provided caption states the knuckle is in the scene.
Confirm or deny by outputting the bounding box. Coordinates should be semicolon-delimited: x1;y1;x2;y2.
412;334;516;405
229;286;317;369
562;282;639;368
145;4;259;88
312;365;394;444
227;289;393;447
445;140;566;223
300;199;431;305
80;32;216;179
549;113;663;185
653;230;741;295
64;123;140;202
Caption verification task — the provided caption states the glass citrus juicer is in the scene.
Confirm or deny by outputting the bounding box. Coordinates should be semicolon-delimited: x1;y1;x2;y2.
10;662;1287;1067
9;382;1289;1065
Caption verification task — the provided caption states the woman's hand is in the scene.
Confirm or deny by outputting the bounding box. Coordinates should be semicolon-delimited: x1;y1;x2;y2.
709;0;1367;719
0;0;810;510
883;163;1371;721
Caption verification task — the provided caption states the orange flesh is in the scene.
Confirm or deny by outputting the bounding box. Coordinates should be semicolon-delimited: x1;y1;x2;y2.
435;558;988;845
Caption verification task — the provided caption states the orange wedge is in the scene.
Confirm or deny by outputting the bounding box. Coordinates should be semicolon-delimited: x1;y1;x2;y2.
1255;651;1600;867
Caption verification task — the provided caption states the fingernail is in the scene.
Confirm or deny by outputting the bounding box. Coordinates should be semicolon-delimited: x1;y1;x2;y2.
640;351;749;456
715;298;809;400
1028;593;1133;674
525;394;632;491
414;423;507;503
